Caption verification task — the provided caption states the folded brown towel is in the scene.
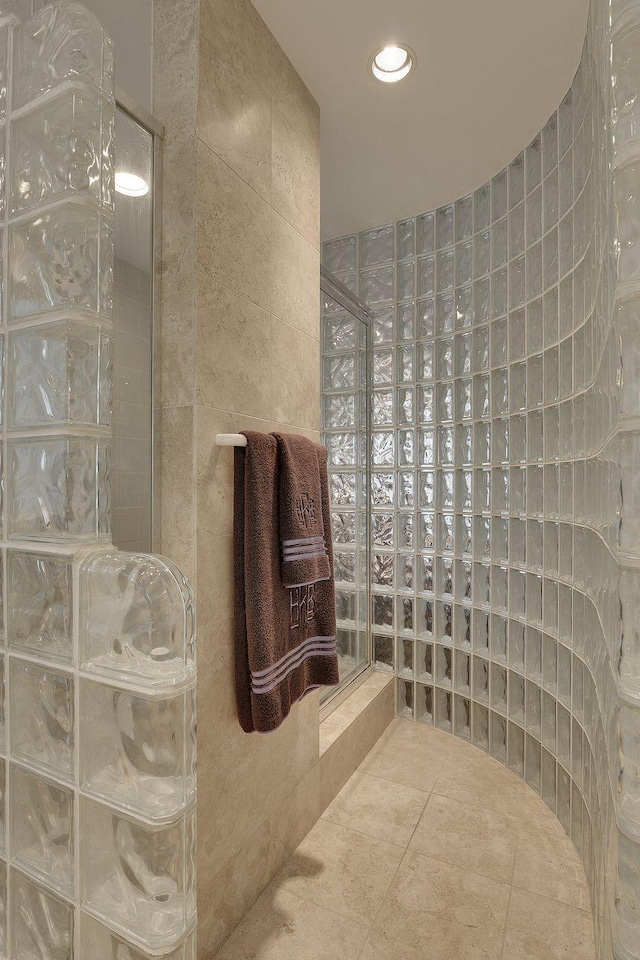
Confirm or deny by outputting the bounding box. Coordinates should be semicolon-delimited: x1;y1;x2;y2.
234;431;339;733
271;432;331;589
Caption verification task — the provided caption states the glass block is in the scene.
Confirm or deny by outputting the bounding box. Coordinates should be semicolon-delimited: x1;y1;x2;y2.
81;913;197;960
397;260;415;301
11;870;73;960
527;185;543;246
8;551;72;661
79;550;196;689
372;306;394;344
324;354;355;389
326;392;357;428
454;695;471;740
397;218;415;260
81;799;196;952
398;302;415;340
473;702;489;750
417;597;435;639
490;712;507;763
436;248;454;290
435;688;452;731
374;634;394;672
416;683;433;724
491;169;508;222
417;212;435;255
10;660;74;780
509;671;525;724
525;680;541;737
525;734;541;793
490;663;507;713
525;626;542;680
9;435;107;541
436;205;454;248
474;230;490;278
508;723;525;776
509;620;525;672
11;766;74;897
360;224;394;267
557;765;571;834
14;2;112;107
80;680;196;821
454;195;473;241
416;256;435;298
11;89;114;213
9;203;113;321
323;236;355;275
396;678;414;720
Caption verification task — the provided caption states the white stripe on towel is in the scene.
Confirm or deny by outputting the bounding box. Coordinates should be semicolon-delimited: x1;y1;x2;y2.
251;635;336;679
282;536;325;547
283;551;328;563
251;641;337;694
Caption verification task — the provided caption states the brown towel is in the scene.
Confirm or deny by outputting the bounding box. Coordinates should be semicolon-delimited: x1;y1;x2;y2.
234;431;339;733
271;432;331;588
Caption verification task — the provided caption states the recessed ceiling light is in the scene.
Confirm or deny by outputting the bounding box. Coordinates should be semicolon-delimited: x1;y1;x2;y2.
370;43;414;83
115;171;149;197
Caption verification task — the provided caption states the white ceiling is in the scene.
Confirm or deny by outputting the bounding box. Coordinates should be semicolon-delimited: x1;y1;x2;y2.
252;0;589;240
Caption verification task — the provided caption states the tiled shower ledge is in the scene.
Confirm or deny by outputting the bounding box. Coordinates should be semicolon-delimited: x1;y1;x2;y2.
214;718;595;960
319;671;393;754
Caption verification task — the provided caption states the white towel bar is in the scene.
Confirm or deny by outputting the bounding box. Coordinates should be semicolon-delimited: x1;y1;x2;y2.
215;434;248;447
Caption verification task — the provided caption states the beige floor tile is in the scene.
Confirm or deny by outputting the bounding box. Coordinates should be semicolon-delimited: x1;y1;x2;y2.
322;771;429;847
360;722;446;793
359;931;430;959
409;793;518;883
512;814;591;910
214;887;368;960
371;850;510;959
503;888;595;960
433;750;548;819
273;818;403;923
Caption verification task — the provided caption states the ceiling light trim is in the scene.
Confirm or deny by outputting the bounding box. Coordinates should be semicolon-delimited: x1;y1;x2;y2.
369;42;416;84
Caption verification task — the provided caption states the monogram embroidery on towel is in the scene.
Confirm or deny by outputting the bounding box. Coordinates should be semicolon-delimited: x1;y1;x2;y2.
290;584;316;630
294;493;316;529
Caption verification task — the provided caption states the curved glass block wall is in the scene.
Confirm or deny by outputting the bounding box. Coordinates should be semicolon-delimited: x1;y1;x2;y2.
322;1;639;957
0;3;196;957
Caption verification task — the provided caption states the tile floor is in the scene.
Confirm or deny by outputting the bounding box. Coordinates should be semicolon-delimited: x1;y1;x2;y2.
213;718;595;960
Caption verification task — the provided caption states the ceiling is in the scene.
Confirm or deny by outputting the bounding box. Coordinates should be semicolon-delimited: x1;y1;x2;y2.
252;0;590;240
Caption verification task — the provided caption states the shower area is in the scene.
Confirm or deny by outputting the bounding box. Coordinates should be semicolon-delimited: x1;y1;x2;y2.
321;0;640;954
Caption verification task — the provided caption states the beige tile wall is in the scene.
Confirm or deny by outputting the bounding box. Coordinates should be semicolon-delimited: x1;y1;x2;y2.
152;0;351;956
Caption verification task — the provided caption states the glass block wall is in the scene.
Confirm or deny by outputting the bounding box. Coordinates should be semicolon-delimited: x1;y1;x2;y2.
0;3;196;958
321;287;371;693
322;0;640;956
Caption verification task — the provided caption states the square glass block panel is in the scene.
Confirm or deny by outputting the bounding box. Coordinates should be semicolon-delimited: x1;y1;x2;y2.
80;680;196;821
13;2;114;108
9;435;109;541
8;321;113;429
11;870;73;960
10;659;74;780
79;551;196;688
81;799;196;952
11;88;114;213
8;551;72;662
81;914;196;960
9;203;113;321
11;765;74;897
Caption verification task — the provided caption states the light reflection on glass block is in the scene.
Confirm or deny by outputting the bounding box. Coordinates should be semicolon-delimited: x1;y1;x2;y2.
9;435;106;541
10;660;74;780
81;799;196;952
9;203;113;321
